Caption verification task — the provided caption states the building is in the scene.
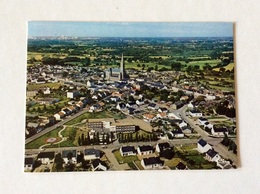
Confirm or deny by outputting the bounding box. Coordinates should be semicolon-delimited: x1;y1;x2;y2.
137;145;154;155
175;162;189;170
84;149;101;161
155;142;171;153
67;91;80;99
120;146;136;157
189;109;203;117
24;157;35;172
197;139;212;153
61;150;77;164
106;54;127;81
206;149;220;162
91;159;107;171
211;127;228;136
141;157;164;170
37;152;55;165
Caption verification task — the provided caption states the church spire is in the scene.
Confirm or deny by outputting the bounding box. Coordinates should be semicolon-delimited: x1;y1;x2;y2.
120;53;124;80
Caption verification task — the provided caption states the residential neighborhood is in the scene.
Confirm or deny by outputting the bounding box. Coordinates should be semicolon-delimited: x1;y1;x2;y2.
25;25;237;172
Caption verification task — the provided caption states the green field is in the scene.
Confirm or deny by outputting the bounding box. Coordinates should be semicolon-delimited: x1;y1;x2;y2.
113;150;138;164
25;126;63;149
27;82;62;91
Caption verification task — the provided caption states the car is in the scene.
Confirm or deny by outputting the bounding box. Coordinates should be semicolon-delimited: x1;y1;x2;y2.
102;145;107;149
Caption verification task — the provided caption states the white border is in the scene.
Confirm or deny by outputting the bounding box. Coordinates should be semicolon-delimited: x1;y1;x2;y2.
1;0;260;193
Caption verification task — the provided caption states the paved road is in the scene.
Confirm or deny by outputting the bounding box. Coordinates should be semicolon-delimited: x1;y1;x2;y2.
177;105;238;165
25;94;112;144
25;107;90;144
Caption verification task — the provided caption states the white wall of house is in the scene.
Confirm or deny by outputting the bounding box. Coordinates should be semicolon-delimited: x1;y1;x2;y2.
197;143;212;153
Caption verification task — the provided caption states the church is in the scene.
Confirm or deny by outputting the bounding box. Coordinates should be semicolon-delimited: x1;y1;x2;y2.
105;54;128;81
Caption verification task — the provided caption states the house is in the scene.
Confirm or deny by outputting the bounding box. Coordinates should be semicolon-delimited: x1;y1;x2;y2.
178;121;188;128
136;99;144;105
155;142;171;153
84;149;101;161
189;109;203;117
181;126;192;134
128;107;136;115
61;150;77;164
116;103;126;111
143;114;157;123
172;129;185;138
120;146;136;157
216;158;233;169
203;122;214;130
211;127;228;136
147;103;157;110
198;117;208;125
37;152;55;165
206;149;220;162
126;102;137;108
91;159;107;171
141;157;164;170
187;102;195;109
24;157;35;172
197;139;212;153
175;162;189;170
137;145;154;155
156;112;167;119
158;107;168;113
67;91;80;99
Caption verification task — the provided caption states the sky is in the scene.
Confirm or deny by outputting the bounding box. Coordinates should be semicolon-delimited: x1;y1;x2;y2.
28;22;233;37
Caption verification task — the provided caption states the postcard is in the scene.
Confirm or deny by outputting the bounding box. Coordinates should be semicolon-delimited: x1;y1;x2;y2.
25;22;237;172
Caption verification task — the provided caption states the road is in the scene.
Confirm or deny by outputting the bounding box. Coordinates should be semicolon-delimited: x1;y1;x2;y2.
25;94;112;144
177;105;238;165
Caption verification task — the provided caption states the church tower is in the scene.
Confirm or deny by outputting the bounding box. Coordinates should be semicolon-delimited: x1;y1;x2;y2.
120;53;125;80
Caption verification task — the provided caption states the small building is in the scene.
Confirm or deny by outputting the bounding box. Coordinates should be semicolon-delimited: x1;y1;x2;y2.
67;91;80;99
189;109;203;117
61;150;77;164
197;139;212;153
24;157;35;172
198;117;208;125
147;103;157;110
84;149;101;161
155;142;171;153
143;114;157;123
137;145;153;155
91;159;107;171
175;162;189;170
172;129;185;138
211;127;228;136
206;149;220;162
141;157;164;170
120;146;136;157
37;152;55;165
158;107;168;113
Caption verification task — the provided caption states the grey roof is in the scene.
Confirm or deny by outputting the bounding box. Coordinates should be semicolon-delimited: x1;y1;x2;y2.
25;157;34;165
143;157;163;166
37;152;55;160
206;149;218;158
61;150;77;158
138;145;153;152
84;149;100;158
176;162;187;170
121;146;136;153
198;139;207;147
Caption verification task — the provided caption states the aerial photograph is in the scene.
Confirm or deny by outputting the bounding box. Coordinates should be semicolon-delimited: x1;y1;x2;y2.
25;22;237;172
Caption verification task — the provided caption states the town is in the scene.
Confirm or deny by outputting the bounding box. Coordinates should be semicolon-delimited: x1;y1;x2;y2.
25;36;237;172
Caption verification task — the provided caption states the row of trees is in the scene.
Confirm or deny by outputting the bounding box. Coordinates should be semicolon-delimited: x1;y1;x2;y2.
77;132;110;146
221;133;237;154
117;132;158;143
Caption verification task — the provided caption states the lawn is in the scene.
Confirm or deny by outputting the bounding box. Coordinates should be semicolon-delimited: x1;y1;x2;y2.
27;82;62;90
113;150;138;164
25;126;63;149
164;158;187;169
64;113;92;125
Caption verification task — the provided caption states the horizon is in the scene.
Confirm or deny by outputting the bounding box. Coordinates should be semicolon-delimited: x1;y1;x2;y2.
28;22;233;38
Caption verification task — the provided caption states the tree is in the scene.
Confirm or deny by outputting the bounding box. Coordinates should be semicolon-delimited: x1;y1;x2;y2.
78;136;82;146
155;65;158;71
85;57;91;67
54;153;64;172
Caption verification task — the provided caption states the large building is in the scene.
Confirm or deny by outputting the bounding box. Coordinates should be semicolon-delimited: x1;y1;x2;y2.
106;54;127;81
